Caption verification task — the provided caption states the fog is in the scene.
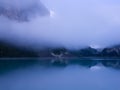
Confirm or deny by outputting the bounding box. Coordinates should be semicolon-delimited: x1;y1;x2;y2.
0;0;40;9
0;0;120;49
0;65;120;90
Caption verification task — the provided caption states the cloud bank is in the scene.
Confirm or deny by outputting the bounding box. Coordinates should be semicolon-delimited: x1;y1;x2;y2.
0;0;120;49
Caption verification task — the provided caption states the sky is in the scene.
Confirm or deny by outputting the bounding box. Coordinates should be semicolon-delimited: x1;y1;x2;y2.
0;0;120;49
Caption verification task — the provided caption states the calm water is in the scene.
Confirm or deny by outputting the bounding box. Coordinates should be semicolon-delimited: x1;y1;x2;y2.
0;58;120;90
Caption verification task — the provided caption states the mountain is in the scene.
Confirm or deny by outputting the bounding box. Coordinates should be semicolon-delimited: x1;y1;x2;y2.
1;42;120;69
101;45;120;57
69;47;99;57
0;1;50;21
0;42;38;57
1;42;120;58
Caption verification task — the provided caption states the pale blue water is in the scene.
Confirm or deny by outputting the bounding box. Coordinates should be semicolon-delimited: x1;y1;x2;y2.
0;58;120;90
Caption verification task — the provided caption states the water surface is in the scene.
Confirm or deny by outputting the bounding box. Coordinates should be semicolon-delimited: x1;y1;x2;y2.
0;58;120;90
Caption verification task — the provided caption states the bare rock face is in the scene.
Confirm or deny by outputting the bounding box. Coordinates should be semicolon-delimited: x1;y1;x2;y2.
101;45;120;57
0;1;50;21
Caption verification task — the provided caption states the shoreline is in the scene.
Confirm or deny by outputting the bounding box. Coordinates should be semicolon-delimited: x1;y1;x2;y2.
0;57;120;59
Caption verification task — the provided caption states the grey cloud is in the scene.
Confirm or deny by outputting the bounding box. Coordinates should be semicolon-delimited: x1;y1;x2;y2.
0;0;50;21
0;0;120;50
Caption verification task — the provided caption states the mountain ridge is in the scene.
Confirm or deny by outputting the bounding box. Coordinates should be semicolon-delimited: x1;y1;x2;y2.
1;41;120;58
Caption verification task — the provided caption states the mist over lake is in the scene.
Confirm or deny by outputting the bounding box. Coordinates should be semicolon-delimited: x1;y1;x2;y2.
0;0;120;90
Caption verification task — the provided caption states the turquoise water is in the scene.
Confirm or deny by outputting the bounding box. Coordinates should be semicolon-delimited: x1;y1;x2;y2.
0;58;120;90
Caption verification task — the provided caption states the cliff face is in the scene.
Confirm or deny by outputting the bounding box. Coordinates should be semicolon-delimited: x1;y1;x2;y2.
101;46;120;57
0;1;50;21
70;47;99;57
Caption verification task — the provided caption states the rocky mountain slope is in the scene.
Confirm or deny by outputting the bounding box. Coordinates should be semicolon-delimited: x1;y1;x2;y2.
1;41;120;58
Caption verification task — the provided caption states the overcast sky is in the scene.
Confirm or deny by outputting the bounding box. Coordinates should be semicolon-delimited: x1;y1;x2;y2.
0;0;120;49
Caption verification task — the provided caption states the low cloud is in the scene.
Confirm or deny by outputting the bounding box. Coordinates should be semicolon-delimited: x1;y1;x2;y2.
0;0;120;50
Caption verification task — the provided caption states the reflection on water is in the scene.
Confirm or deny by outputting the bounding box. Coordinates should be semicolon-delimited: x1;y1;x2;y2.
0;58;120;90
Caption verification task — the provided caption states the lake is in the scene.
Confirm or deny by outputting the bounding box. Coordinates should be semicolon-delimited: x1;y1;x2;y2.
0;58;120;90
